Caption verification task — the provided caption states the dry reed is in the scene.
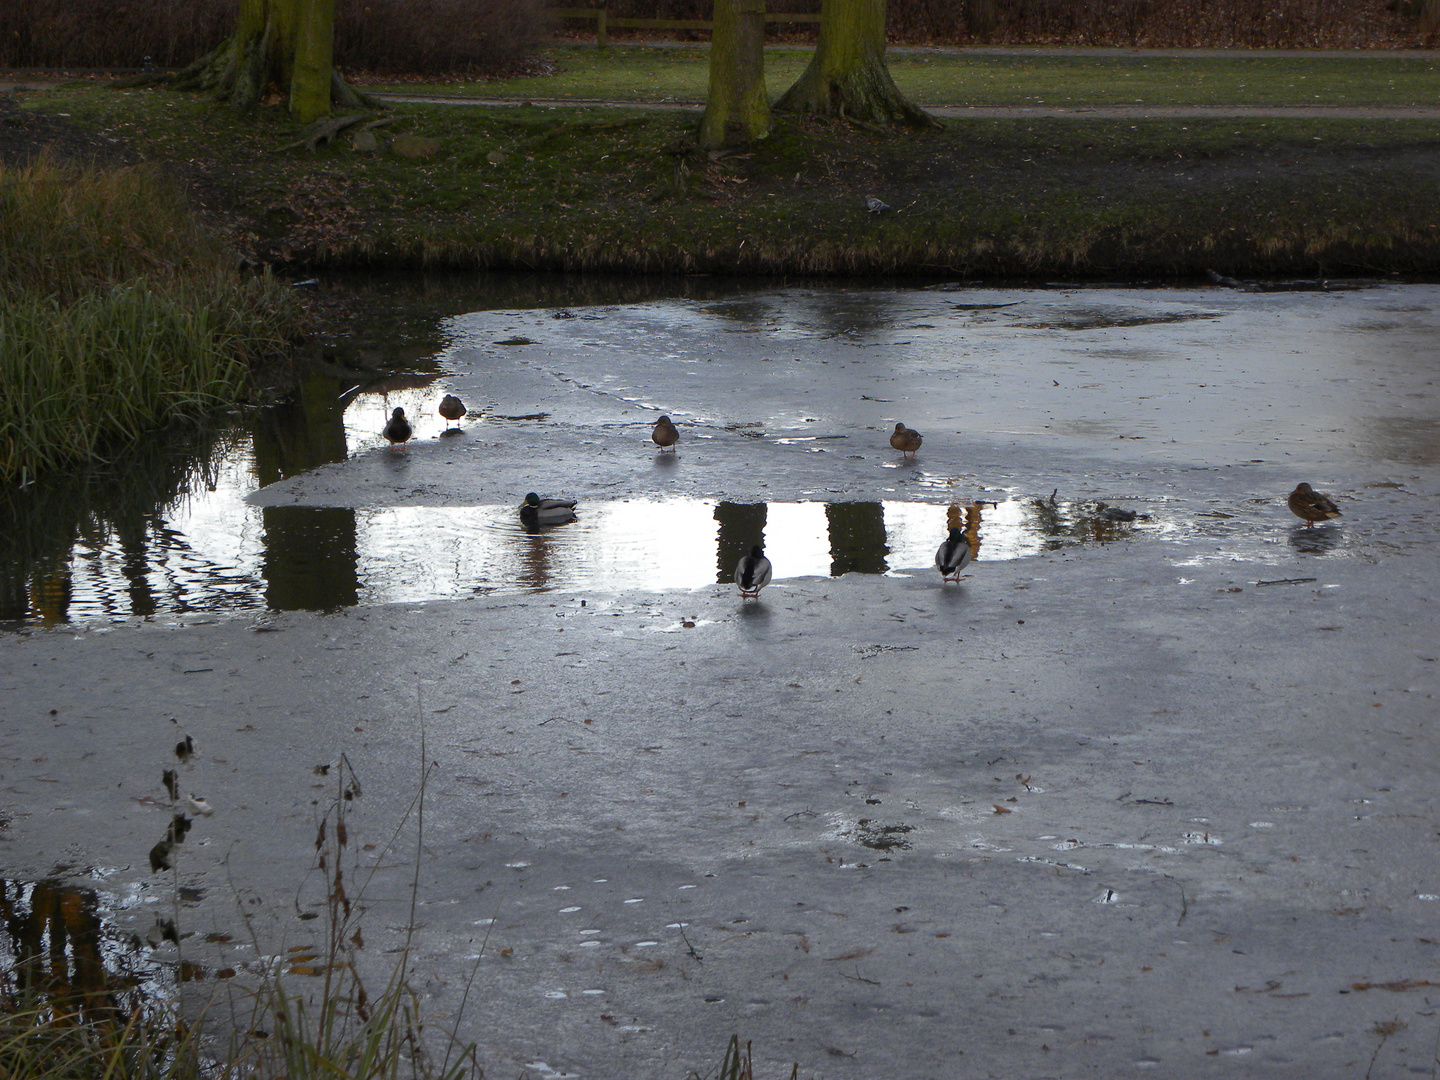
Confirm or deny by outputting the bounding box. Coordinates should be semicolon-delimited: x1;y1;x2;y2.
0;155;298;486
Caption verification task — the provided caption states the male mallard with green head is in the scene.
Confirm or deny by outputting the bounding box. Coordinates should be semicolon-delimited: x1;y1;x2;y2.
520;492;578;527
1288;483;1341;527
735;545;772;599
935;527;973;582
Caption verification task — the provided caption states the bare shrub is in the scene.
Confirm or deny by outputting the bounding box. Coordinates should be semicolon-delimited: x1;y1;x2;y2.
0;0;233;69
0;0;546;74
565;0;1429;47
1;0;1428;73
334;0;547;75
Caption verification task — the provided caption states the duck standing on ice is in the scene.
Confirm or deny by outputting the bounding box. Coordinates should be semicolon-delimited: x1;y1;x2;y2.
735;545;772;599
890;422;922;459
935;527;973;582
382;407;412;448
1287;483;1341;527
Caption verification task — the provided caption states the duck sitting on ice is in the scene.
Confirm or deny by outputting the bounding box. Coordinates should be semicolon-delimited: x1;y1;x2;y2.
935;527;973;582
520;492;577;527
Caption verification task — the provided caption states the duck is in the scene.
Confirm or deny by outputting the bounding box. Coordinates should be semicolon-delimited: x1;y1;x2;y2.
935;527;973;582
652;415;679;451
1288;482;1341;527
735;545;772;599
520;492;577;527
438;394;466;430
890;422;922;459
382;406;412;448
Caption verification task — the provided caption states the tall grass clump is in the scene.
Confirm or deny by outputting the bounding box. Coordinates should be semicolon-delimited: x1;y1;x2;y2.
0;969;205;1080
0;154;299;486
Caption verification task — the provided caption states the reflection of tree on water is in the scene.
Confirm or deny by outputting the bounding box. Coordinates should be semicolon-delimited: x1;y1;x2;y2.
323;269;785;328
250;366;353;485
513;519;566;591
714;502;768;583
1027;495;1136;547
0;878;141;1025
0;425;231;625
261;507;360;611
802;292;897;341
1028;493;1068;548
514;534;552;591
949;501;985;561
826;501;889;577
115;512;158;618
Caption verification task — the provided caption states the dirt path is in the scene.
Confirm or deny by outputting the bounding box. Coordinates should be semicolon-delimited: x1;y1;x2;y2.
373;93;1440;119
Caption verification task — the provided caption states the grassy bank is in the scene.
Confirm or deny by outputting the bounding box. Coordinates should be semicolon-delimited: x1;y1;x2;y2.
15;49;1440;283
0;155;299;486
373;44;1440;107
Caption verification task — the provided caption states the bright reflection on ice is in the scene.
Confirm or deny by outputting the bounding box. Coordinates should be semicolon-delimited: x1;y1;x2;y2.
763;503;830;579
19;492;1167;624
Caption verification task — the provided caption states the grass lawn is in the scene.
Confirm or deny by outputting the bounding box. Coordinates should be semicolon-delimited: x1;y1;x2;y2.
18;60;1440;281
365;44;1440;108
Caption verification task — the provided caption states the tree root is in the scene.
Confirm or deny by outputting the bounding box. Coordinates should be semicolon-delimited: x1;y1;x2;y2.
275;114;394;153
776;59;939;130
167;30;385;116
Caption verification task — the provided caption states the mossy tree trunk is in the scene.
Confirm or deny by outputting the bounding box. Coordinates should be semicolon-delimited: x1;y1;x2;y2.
172;0;375;123
775;0;936;128
699;0;771;149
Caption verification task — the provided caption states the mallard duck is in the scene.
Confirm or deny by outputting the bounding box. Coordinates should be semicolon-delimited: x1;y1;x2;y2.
735;545;772;599
1288;482;1341;527
652;415;679;451
438;394;466;430
935;527;973;582
520;492;577;527
382;406;412;448
890;422;922;459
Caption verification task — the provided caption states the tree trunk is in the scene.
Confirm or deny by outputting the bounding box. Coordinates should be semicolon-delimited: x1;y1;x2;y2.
774;0;936;128
172;0;377;123
1422;0;1440;32
699;0;771;149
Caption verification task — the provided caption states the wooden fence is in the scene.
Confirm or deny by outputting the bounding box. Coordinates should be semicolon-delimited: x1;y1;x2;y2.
551;7;821;46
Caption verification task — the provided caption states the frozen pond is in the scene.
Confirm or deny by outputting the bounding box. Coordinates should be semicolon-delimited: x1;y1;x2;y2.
4;281;1435;624
1;280;1438;1079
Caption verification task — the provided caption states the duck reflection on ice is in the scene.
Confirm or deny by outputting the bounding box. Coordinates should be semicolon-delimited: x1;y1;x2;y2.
1289;523;1342;555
